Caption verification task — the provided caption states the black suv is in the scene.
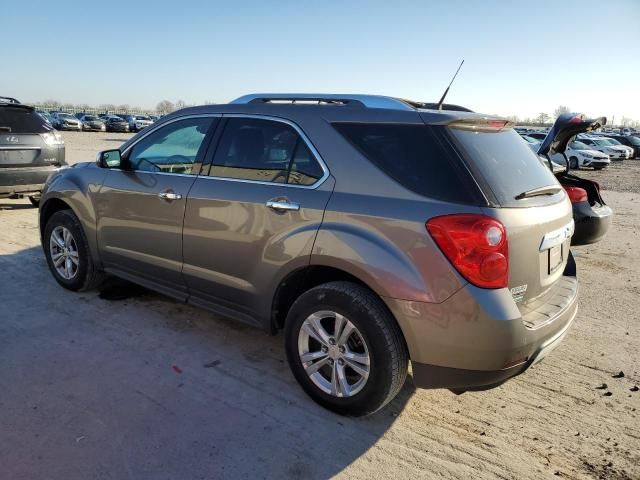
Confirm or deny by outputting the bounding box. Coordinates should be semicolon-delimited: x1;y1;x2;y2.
0;97;67;206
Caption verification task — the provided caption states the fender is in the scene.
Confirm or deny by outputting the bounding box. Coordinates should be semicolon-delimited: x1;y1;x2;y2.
311;220;465;304
39;163;108;268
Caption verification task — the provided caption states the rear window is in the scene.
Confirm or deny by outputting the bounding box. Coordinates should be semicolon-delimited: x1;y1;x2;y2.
0;107;51;134
449;128;559;207
332;123;478;204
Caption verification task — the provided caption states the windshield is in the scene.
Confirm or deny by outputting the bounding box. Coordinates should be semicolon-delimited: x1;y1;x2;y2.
604;138;621;145
625;136;640;145
84;116;98;121
521;135;539;143
570;141;589;150
135;115;151;120
59;113;74;119
449;128;559;207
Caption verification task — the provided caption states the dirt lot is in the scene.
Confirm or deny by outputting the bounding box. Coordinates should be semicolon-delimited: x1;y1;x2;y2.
1;131;638;479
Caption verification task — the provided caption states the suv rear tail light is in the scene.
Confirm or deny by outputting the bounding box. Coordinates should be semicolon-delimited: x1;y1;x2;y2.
564;186;588;203
426;214;508;289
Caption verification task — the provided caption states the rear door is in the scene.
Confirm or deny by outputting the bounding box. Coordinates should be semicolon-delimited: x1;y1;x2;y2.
95;115;218;298
443;123;574;307
182;115;333;326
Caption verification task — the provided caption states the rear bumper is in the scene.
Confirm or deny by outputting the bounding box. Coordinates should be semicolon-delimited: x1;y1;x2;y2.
383;255;578;391
571;202;612;246
0;166;61;197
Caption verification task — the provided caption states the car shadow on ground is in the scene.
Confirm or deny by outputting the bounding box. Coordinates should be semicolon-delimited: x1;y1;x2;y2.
0;246;416;479
0;200;37;211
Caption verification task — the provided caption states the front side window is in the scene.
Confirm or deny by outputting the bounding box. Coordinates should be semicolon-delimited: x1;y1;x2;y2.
209;117;324;185
127;117;214;174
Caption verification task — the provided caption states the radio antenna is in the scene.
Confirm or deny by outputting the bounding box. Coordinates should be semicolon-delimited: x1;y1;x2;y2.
437;59;465;110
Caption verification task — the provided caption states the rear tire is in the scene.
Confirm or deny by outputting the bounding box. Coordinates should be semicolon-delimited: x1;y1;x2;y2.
284;281;408;416
44;210;105;291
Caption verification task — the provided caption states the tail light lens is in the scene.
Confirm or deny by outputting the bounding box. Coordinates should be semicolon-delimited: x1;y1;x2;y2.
426;214;508;289
564;186;588;203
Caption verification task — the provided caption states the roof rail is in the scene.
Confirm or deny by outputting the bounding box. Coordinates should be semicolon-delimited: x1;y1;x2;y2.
231;93;415;111
0;96;21;104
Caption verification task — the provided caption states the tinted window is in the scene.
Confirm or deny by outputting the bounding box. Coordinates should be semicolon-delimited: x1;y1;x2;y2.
0;107;51;133
210;117;324;185
333;123;475;203
127;117;214;174
449;128;558;207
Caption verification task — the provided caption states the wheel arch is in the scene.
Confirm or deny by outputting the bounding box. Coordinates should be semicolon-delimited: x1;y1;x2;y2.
271;265;377;332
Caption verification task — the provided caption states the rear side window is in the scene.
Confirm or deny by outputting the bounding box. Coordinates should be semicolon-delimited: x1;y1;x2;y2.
449;128;558;207
0;107;51;134
210;117;325;186
333;123;476;203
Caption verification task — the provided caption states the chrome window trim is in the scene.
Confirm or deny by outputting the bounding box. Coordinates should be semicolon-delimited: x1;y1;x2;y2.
201;113;329;190
117;112;330;189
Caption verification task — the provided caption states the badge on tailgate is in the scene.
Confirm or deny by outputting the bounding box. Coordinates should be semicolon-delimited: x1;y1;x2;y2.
539;220;575;252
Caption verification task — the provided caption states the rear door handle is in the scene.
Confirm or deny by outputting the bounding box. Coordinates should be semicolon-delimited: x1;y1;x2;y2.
158;191;182;201
266;199;300;212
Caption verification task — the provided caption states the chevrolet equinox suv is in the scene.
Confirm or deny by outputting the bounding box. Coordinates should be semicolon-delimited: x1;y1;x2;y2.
39;94;578;416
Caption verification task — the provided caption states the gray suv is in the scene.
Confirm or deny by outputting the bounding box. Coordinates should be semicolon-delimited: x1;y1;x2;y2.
39;94;578;416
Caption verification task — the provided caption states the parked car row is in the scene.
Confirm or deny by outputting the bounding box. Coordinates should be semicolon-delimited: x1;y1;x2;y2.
518;127;640;170
36;111;159;133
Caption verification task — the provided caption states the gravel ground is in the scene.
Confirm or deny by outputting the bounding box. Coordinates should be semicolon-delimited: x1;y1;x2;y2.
0;132;638;479
577;158;640;194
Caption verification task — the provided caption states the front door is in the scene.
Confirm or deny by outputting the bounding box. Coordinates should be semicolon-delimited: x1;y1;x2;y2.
182;116;333;325
96;116;218;298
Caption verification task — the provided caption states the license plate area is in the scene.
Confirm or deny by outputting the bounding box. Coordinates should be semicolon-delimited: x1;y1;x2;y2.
548;244;563;274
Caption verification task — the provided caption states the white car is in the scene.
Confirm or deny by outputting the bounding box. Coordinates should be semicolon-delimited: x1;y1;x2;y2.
126;114;154;132
578;136;630;160
520;135;609;170
564;141;610;170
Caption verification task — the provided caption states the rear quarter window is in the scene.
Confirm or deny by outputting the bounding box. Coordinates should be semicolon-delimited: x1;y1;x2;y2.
332;123;479;204
0;107;51;134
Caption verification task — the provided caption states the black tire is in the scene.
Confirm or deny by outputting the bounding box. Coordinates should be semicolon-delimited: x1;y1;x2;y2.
594;167;604;170
284;281;408;416
43;209;105;291
28;196;40;207
569;157;579;169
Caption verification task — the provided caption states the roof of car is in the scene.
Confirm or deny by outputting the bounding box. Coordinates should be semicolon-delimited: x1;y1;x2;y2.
160;93;497;126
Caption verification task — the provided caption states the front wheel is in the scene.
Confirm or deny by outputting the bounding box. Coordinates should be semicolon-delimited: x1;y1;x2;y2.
44;209;104;291
284;281;408;416
569;157;579;169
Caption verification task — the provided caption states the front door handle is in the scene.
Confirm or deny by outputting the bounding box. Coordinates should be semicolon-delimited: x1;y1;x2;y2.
266;198;300;212
158;191;182;201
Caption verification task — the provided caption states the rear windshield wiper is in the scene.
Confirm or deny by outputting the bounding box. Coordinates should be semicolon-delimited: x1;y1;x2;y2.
515;185;562;200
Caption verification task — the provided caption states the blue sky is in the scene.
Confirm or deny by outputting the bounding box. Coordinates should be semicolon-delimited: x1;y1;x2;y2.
2;0;639;120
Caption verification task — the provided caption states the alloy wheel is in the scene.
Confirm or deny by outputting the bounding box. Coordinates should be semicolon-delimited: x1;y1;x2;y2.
298;310;371;398
49;226;79;280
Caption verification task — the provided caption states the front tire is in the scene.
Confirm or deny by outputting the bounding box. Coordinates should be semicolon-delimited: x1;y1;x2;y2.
569;157;579;169
44;210;104;291
284;281;408;416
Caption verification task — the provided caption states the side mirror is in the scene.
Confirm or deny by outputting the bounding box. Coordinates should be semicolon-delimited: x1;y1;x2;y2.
97;149;122;168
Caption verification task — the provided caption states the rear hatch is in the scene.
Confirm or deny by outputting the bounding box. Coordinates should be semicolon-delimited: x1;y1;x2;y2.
434;116;574;308
0;104;63;169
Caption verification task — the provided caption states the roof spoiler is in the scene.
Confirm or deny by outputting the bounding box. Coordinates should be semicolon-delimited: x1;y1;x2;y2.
537;113;606;156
